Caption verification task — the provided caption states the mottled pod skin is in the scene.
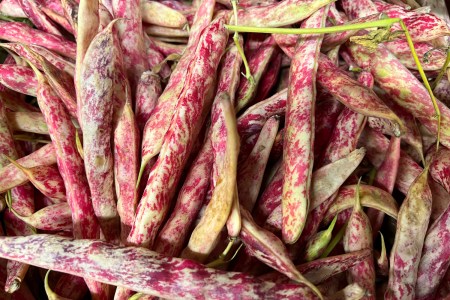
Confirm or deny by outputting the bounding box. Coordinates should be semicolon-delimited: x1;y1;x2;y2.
6;160;66;203
324;184;399;224
112;0;148;94
348;43;450;148
317;54;403;134
235;36;277;112
135;71;162;131
6;111;49;134
429;147;450;194
141;1;188;28
0;143;56;193
341;0;377;19
115;96;140;241
0;234;323;299
343;183;376;299
255;50;282;102
0;43;75;76
239;208;322;298
0;65;37;96
129;18;229;248
238;116;279;211
11;202;72;231
320;107;366;166
139;0;216;173
230;0;334;27
182;93;238;262
19;0;63;36
237;88;287;139
80;21;120;243
415;196;450;299
385;168;432;300
33;65;100;240
282;7;328;244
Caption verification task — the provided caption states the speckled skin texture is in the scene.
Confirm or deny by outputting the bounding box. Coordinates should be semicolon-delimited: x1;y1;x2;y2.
19;0;62;36
385;169;431;300
0;65;37;96
0;234;322;299
282;7;328;244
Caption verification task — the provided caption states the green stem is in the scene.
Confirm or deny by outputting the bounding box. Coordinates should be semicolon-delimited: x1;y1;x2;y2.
431;48;450;90
320;221;347;258
225;18;402;35
230;0;254;85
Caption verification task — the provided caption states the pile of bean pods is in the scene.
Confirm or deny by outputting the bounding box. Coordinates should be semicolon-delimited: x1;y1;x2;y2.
0;0;449;299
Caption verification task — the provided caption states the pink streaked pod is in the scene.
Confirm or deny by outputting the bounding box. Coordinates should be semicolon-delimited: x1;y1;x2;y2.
385;168;432;300
0;21;76;58
181;93;238;262
61;0;79;35
145;24;189;38
0;143;55;193
135;71;162;131
0;43;75;76
112;0;148;93
434;78;450;108
75;0;99;124
226;185;241;238
152;39;185;56
115;94;140;241
238;115;279;211
216;38;243;107
415;196;450;299
98;2;113;31
8;202;72;231
235;36;277;112
367;136;401;234
254;163;283;224
0;65;37;96
139;0;216;175
0;234;323;299
128;17;228;249
323;184;399;224
385;40;447;71
320;107;366;166
263;249;372;285
282;6;329;244
343;181;376;299
429;146;450;194
239;208;322;298
314;98;344;159
6;111;48;135
143;35;171;79
80;21;120;243
5;157;66;202
19;0;63;36
237;88;287;138
141;1;187;28
358;128;423;195
255;50;282;102
341;0;377;19
32;53;78;120
30;58;100;240
348;42;450;148
0;89;39;112
230;0;334;27
317;54;403;135
41;5;75;35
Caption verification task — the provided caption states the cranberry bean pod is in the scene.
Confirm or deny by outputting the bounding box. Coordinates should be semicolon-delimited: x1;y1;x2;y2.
226;185;241;238
181;93;238;262
19;0;63;36
0;0;27;18
0;21;76;58
385;168;432;300
254;50;282;102
429;147;450;194
128;17;228;248
343;182;376;299
230;0;334;27
141;1;188;28
341;0;377;20
41;6;75;35
0;65;37;96
304;215;337;262
323;185;399;224
238;116;279;211
8;202;72;231
0;143;55;193
135;71;162;131
6;111;48;135
80;21;120;242
152;39;185;56
0;234;324;299
282;7;328;244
